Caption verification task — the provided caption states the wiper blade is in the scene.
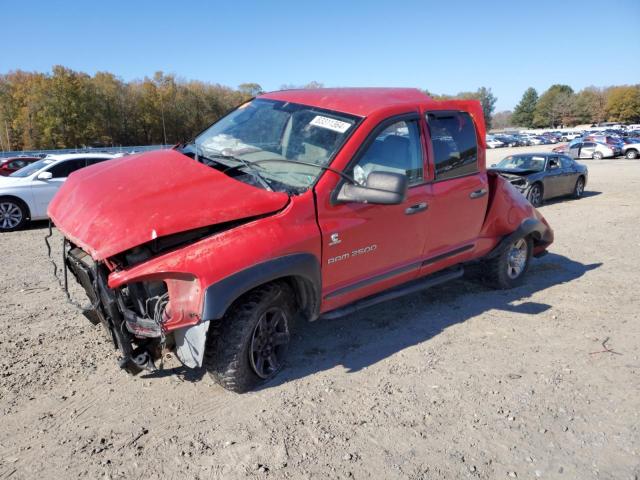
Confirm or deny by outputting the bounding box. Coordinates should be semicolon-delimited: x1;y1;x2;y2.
224;158;356;185
206;153;274;192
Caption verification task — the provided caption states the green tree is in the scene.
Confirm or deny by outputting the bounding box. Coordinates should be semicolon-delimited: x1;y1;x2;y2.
533;84;575;128
476;87;497;130
511;87;538;127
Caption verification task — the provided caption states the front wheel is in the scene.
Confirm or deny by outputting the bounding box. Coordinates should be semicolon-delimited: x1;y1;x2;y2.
626;149;638;159
0;198;28;232
483;236;533;289
573;177;585;198
204;282;295;393
527;183;543;207
593;151;604;160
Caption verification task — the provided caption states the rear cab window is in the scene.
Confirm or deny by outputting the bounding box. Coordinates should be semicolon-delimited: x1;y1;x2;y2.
426;111;478;181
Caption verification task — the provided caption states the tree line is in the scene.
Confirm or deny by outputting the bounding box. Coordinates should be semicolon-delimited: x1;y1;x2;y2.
500;84;640;130
2;66;637;151
0;66;265;151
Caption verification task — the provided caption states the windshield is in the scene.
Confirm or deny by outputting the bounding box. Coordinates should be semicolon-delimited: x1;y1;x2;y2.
9;158;53;177
495;154;546;171
181;98;360;192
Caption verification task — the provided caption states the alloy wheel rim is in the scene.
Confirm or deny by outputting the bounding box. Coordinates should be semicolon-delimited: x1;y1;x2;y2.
0;202;22;229
576;179;584;196
249;308;290;379
507;238;528;279
530;187;541;206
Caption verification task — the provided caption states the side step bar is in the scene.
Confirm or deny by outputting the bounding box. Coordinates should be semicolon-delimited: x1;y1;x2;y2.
321;266;464;320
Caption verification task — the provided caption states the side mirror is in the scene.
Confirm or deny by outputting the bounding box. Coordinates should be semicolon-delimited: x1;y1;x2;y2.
336;171;408;205
37;171;53;180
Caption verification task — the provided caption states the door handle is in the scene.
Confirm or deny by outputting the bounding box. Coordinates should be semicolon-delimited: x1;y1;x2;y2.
405;202;428;215
469;188;488;199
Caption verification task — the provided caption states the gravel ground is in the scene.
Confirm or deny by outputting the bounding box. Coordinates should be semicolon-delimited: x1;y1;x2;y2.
0;147;639;479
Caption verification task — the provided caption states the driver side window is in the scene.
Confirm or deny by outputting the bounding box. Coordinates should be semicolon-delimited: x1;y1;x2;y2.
351;120;423;186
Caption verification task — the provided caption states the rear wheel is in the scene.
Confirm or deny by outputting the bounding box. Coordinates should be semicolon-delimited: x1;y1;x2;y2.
527;183;543;207
483;236;533;289
593;151;604;160
204;282;295;393
626;149;638;159
0;198;28;232
573;176;585;198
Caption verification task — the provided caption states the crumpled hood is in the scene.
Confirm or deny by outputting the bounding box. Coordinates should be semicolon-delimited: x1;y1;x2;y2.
48;149;289;260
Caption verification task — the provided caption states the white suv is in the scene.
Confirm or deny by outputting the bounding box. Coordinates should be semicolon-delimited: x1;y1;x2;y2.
0;153;116;231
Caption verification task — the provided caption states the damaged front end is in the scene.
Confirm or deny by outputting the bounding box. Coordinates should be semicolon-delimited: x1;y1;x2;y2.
495;172;530;194
48;228;209;375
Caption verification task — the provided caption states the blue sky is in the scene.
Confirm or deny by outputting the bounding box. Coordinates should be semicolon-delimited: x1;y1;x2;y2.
2;0;639;110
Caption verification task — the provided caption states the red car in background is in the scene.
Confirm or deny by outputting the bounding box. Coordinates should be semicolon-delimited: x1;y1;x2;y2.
0;156;40;176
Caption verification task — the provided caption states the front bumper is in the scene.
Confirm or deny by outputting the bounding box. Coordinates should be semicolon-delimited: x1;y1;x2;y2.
55;236;162;374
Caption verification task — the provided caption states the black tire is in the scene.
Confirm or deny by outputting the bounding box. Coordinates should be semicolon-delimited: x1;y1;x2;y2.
625;149;638;159
573;176;585;198
593;151;604;160
482;236;533;289
204;282;295;393
0;197;29;232
527;183;543;207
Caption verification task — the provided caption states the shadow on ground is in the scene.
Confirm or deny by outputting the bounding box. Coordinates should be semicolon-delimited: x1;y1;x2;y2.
541;190;601;207
142;253;600;387
262;253;601;389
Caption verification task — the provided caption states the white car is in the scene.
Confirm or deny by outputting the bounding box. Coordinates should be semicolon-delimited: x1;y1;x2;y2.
560;131;582;141
0;153;116;232
486;136;505;149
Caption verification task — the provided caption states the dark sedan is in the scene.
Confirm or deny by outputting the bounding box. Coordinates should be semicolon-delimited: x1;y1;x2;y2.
489;153;588;207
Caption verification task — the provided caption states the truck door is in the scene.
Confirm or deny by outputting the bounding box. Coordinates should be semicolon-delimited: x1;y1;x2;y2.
316;115;430;309
419;111;488;271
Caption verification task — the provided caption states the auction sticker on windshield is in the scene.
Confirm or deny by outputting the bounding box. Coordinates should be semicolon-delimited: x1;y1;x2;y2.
309;115;352;133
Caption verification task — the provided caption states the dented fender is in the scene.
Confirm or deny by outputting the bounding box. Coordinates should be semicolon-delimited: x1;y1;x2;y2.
478;172;554;254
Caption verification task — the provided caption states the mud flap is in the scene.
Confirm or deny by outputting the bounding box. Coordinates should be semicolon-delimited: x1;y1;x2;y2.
174;320;210;368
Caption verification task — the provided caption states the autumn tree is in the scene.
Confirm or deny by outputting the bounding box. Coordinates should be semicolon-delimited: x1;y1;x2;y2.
606;86;640;123
238;83;263;97
533;84;575;128
492;111;513;130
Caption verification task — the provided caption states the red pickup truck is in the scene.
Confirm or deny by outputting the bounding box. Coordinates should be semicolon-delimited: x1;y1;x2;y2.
48;88;553;392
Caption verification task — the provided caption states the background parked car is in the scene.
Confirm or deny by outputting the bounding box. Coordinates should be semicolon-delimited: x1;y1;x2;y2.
512;133;532;146
489;153;588;207
486;135;505;148
560;131;581;141
568;141;618;159
622;138;640;159
530;136;552;145
0;153;116;231
0;156;40;176
494;134;519;147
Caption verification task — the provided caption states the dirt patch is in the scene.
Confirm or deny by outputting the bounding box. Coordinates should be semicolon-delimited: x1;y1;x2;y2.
1;154;639;479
